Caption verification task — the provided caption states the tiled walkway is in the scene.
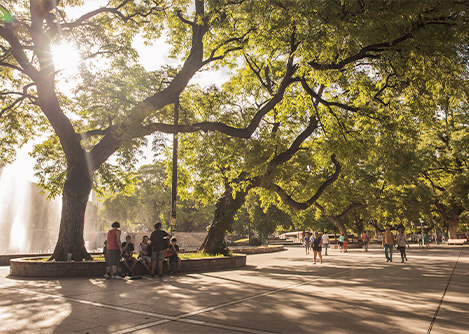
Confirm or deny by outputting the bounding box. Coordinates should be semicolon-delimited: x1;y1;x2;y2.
0;245;467;333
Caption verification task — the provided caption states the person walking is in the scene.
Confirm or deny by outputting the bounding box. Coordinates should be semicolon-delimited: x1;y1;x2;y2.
150;222;169;277
338;234;345;253
322;232;330;256
383;226;395;262
311;231;323;264
396;228;409;262
424;233;430;248
303;232;311;255
107;221;123;279
362;231;370;252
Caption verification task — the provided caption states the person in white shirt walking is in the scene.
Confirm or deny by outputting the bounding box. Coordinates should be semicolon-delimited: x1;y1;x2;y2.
396;228;409;262
321;232;330;256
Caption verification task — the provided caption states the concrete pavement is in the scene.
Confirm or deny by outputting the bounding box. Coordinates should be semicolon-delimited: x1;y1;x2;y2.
0;244;467;334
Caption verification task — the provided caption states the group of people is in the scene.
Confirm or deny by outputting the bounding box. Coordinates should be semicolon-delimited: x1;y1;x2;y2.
417;232;431;248
303;231;328;264
104;221;182;279
302;228;413;264
303;231;354;260
382;226;409;263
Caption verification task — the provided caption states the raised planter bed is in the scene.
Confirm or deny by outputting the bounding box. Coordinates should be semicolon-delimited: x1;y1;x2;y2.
230;245;284;254
9;254;246;278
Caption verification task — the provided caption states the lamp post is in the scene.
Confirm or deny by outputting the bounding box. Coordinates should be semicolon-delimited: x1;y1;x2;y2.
170;97;179;237
419;219;424;245
410;221;414;242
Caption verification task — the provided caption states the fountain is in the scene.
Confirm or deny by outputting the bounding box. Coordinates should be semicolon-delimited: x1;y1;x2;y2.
0;161;100;255
0;163;62;254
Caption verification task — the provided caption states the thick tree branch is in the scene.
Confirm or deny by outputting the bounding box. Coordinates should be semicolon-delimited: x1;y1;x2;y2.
202;30;252;65
308;17;447;71
337;202;367;220
270;154;342;211
422;171;446;192
77;128;112;140
176;9;194;26
301;78;359;113
269;116;318;168
0;26;40;80
89;0;208;170
60;0;165;30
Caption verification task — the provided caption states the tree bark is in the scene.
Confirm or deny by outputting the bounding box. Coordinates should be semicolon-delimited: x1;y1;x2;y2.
51;156;93;261
448;207;460;239
313;202;366;238
434;201;463;239
200;185;250;254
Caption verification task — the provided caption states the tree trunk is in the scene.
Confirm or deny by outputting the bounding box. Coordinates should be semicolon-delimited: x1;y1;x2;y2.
447;210;459;239
435;201;463;240
331;216;347;236
200;186;249;255
51;161;93;261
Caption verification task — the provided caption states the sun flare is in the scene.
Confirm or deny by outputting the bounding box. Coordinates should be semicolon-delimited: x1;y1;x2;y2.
51;42;82;75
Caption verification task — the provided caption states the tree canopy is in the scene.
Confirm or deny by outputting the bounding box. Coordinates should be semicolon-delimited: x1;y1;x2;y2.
0;0;467;257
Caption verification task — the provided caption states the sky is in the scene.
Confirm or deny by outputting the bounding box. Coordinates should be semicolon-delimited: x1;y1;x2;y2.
8;0;229;182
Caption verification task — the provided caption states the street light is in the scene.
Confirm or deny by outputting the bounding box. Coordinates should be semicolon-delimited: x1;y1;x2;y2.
170;97;179;237
410;221;415;242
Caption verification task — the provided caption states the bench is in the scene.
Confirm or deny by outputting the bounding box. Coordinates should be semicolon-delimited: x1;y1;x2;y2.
446;239;466;245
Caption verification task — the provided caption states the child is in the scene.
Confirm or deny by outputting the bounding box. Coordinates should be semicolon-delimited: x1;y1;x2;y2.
165;237;182;274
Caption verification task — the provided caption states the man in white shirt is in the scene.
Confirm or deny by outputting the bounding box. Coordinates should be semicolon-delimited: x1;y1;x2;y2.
321;232;330;256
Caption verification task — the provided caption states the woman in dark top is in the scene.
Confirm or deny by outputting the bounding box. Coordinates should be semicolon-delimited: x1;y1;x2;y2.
311;231;323;264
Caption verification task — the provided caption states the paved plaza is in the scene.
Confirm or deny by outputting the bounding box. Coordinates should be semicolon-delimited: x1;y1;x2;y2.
0;245;467;334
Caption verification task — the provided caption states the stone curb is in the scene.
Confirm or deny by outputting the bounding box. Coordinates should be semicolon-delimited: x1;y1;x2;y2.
9;254;247;278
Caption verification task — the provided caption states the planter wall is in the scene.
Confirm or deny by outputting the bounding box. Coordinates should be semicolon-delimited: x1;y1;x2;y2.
231;245;284;254
9;254;247;278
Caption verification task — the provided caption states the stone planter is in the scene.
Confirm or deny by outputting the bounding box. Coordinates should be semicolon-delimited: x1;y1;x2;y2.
230;245;284;254
9;254;246;278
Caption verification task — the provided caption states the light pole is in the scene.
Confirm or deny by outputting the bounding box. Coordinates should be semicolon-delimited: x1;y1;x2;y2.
170;97;179;237
411;222;414;242
419;219;424;245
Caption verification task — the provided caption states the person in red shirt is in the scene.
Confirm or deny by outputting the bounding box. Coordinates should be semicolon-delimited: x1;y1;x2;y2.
107;221;122;279
362;232;370;252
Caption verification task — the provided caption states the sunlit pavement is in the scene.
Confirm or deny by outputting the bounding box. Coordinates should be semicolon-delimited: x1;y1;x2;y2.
0;244;467;334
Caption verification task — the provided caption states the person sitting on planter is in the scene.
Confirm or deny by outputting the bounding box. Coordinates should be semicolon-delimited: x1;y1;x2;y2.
138;235;152;274
165;237;182;274
122;235;137;276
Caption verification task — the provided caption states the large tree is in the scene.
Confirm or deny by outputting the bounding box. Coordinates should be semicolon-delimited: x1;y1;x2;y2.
178;0;468;252
1;1;467;259
0;0;260;260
